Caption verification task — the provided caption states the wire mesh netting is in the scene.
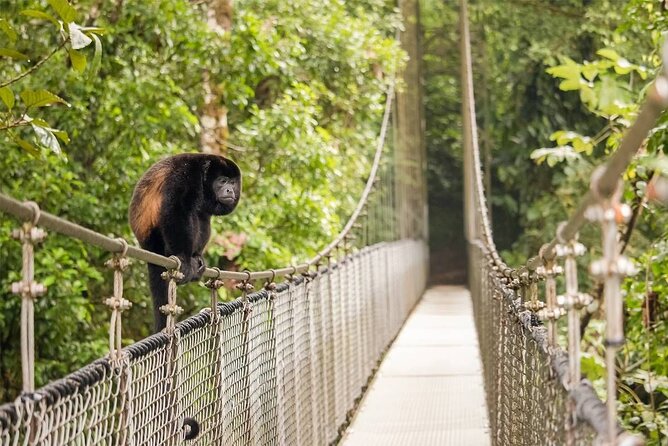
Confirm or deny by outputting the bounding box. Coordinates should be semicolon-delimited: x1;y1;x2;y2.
469;242;602;446
0;239;427;446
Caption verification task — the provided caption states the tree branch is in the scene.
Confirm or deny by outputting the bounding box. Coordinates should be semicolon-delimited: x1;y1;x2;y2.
0;39;68;89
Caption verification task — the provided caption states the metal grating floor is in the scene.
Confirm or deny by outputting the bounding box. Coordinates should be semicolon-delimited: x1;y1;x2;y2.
341;285;490;445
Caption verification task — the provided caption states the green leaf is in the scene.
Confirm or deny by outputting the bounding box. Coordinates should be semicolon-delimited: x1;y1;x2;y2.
47;0;77;23
52;128;70;144
0;19;17;43
613;58;634;75
29;117;50;127
579;85;596;108
0;86;14;109
558;78;584;91
32;124;61;154
20;9;60;27
68;23;92;50
88;33;102;77
547;63;580;80
0;48;28;60
581;64;598;82
597;75;629;115
30;118;70;144
20;89;69;108
68;49;86;72
12;135;40;156
79;26;106;35
597;48;620;62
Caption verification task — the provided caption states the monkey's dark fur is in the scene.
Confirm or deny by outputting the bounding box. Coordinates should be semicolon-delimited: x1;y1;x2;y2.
129;153;241;332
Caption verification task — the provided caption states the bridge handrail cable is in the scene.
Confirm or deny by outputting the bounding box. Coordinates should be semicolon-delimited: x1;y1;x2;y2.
0;84;395;281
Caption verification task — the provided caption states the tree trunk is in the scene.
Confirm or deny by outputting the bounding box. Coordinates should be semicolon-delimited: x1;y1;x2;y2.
199;0;233;154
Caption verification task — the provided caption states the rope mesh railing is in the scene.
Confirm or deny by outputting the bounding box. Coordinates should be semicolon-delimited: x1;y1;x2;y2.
0;80;429;444
0;242;426;445
460;0;668;444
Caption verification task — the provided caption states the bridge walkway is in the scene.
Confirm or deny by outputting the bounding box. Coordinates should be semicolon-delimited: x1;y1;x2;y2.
341;285;490;445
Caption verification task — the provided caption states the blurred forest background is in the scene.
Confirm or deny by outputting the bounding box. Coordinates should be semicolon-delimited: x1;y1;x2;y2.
1;0;668;442
424;0;668;441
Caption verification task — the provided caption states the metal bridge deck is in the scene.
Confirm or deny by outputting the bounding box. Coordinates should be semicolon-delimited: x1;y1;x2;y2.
341;285;490;445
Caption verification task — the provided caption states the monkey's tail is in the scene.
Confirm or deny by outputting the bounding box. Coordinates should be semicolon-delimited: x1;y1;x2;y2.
148;263;168;332
183;417;200;440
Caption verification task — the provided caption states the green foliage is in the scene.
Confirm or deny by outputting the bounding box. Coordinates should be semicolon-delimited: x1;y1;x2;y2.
0;0;103;156
0;0;402;400
492;0;668;441
423;0;668;441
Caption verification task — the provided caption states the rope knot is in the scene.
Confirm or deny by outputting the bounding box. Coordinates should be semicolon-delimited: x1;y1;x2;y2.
235;282;254;293
162;269;185;282
205;278;225;289
11;226;47;244
160;303;184;317
10;281;47;298
104;296;133;312
105;256;131;272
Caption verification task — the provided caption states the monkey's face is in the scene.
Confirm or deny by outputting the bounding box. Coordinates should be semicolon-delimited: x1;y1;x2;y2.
213;174;241;214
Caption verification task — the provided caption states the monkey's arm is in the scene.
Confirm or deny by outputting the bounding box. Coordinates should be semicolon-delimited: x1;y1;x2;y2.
159;210;204;283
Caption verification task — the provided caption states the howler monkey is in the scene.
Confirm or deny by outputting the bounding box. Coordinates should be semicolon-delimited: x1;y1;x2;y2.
129;153;241;332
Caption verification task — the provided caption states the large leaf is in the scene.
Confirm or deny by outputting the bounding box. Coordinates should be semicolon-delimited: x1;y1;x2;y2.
546;64;580;80
20;9;60;27
12;135;40;156
88;34;102;77
0;86;14;109
68;49;86;72
30;118;70;144
0;48;28;60
68;23;92;50
0;19;17;43
32;124;62;154
597;48;620;62
20;89;69;108
47;0;77;23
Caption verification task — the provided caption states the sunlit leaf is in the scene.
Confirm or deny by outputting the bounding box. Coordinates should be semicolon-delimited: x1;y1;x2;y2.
47;0;77;23
613;58;634;75
558;78;584;91
581;64;598;82
80;26;106;35
68;23;93;49
0;48;28;60
530;146;581;166
547;64;580;80
12;135;40;156
68;49;86;72
20;89;69;108
0;86;14;109
597;48;620;62
32;124;62;154
20;9;60;27
88;33;102;77
0;19;17;43
579;85;596;108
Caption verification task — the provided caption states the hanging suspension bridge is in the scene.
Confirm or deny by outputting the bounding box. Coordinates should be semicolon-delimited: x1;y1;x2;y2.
1;1;668;445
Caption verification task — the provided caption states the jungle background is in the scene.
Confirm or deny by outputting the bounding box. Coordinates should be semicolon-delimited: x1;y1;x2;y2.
0;0;667;442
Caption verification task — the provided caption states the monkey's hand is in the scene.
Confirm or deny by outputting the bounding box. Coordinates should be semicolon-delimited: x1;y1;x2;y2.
191;255;207;282
172;254;206;284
